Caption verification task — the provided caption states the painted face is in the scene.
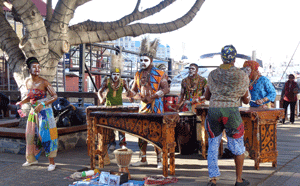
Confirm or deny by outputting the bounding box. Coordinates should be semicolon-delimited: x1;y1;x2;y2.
30;63;40;76
140;56;151;69
250;69;260;80
111;72;120;82
188;65;197;77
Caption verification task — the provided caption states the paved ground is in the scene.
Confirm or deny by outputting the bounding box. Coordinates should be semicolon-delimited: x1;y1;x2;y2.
1;119;300;186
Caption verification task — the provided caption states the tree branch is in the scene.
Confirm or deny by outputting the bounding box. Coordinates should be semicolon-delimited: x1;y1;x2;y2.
10;0;49;61
47;0;77;57
69;0;176;32
0;4;26;87
75;0;92;9
45;0;53;28
69;0;204;45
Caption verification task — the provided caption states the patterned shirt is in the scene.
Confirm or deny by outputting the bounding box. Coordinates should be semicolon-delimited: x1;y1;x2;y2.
208;64;249;108
181;74;207;102
134;66;165;114
249;76;276;107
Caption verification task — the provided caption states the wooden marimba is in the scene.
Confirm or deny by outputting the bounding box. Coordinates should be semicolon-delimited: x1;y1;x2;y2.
88;110;179;177
86;106;139;168
195;105;284;170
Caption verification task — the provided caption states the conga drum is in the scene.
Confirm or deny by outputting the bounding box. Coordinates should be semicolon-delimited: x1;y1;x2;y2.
163;94;178;112
175;112;198;155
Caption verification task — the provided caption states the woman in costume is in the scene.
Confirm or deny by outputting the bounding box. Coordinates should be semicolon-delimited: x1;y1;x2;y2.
243;60;276;108
17;57;58;171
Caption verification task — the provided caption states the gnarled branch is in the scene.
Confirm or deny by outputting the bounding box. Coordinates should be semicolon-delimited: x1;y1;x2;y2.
45;0;53;28
0;4;26;87
69;0;204;45
10;0;49;61
69;0;176;32
75;0;92;9
47;0;77;57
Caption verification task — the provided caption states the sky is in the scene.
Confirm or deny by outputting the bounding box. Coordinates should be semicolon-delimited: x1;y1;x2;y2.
47;0;300;68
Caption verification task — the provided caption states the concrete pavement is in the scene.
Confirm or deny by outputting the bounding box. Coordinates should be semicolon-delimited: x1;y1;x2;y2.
1;119;300;186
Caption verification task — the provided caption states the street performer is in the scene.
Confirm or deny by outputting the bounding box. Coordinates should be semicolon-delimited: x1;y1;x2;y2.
128;37;170;169
204;45;250;186
98;52;131;151
176;63;207;112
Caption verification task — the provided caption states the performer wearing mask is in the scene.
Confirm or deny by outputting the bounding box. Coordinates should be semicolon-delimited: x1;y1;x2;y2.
17;57;58;171
128;38;170;169
98;52;131;150
176;63;207;112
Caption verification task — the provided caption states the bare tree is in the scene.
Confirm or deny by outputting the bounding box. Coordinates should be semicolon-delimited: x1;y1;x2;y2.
2;0;204;96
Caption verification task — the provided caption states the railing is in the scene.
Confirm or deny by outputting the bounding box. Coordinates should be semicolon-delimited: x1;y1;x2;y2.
1;90;99;106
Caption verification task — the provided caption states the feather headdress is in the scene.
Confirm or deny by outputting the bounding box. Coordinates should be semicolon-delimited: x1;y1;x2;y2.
140;37;160;58
110;51;123;74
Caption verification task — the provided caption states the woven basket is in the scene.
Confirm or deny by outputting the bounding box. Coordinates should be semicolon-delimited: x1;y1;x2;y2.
113;148;133;168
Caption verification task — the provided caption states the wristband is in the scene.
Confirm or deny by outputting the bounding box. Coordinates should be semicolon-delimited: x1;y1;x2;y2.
41;101;46;108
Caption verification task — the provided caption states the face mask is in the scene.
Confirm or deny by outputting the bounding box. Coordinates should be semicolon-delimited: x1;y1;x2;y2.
111;73;120;82
189;66;197;76
140;56;151;69
30;63;40;76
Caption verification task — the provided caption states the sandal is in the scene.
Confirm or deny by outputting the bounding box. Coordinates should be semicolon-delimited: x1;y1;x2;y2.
235;178;250;186
207;178;217;186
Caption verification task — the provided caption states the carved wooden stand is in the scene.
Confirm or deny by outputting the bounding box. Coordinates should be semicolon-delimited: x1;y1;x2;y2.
89;111;179;177
240;107;284;170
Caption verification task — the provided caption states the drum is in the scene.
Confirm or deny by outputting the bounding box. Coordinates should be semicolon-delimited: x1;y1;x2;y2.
163;94;179;112
175;112;198;155
114;148;133;179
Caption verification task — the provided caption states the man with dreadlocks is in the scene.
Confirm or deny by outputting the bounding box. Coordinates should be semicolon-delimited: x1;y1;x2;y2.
128;37;170;169
98;52;131;152
204;45;250;186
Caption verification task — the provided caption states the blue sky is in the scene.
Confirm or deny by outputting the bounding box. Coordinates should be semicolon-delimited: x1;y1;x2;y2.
48;0;300;67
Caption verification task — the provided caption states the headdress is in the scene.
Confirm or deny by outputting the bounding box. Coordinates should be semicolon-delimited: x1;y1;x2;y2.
243;60;260;71
221;45;237;63
110;50;123;74
26;57;39;69
140;37;160;58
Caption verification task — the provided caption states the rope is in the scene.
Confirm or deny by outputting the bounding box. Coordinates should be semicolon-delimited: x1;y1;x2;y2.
279;41;300;82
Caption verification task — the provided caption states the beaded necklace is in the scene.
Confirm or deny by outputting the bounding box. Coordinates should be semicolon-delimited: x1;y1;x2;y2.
249;75;260;90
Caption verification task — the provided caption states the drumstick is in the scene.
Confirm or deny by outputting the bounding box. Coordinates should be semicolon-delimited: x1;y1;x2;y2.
167;105;177;111
250;100;263;106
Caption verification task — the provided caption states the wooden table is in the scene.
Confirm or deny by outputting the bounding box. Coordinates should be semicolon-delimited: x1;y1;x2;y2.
88;111;180;177
195;106;284;170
